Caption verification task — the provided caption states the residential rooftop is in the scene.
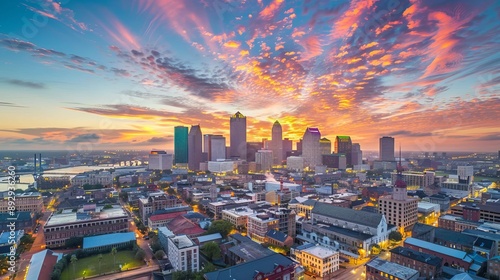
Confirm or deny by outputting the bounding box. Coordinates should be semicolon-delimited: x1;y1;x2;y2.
300;244;337;258
405;238;472;262
169;235;196;249
390;246;442;267
366;258;419;280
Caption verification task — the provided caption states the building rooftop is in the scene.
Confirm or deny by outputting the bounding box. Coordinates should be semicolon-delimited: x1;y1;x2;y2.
205;253;294;280
312;202;383;228
196;233;222;244
390;246;442;267
166;215;205;236
266;229;289;243
301;244;337;258
405;238;472;262
228;240;274;261
169;235;196;249
149;211;186;222
26;249;63;280
45;206;127;227
83;232;136;250
0;230;23;245
318;223;374;240
366;258;419;280
222;207;255;217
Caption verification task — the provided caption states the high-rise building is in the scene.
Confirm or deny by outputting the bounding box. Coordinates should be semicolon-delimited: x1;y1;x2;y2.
379;151;418;233
379;136;395;161
351;143;362;166
148;150;173;170
203;134;213;160
335;136;352;166
188;125;202;170
271;121;283;165
319;137;331;155
210;135;226;161
246;142;262;162
457;166;474;185
282;138;293;160
230;111;247;160
302;128;321;168
174;126;188;164
256;150;273;171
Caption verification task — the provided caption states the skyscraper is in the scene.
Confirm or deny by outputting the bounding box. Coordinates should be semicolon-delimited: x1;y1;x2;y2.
351;143;362;166
379;136;395;161
282;138;293;160
335;136;352;166
210;135;226;161
319;137;332;155
188;125;202;170
271;120;283;165
230;111;247;160
246;142;263;162
302;128;321;168
174;126;188;164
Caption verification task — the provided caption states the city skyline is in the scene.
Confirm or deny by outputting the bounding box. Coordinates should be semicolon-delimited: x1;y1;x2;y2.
0;0;499;152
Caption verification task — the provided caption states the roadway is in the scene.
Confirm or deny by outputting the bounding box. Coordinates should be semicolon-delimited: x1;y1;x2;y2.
14;211;52;280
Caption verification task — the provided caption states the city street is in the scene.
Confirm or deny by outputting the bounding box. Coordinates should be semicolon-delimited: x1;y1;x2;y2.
13;211;51;280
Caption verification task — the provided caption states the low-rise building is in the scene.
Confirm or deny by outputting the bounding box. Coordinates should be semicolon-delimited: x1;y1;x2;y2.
247;213;279;243
71;171;113;187
390;246;442;279
148;211;187;230
222;207;255;230
292;243;339;278
204;253;302;280
43;206;128;248
487;256;500;279
0;191;43;213
265;229;294;248
404;237;473;272
365;258;419;280
167;235;199;272
25;249;63;280
82;232;136;252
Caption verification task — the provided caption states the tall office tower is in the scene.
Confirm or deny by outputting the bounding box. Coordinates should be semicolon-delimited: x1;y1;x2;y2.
335;136;352;166
203;134;213;160
148;150;173;170
188;125;202;170
174;126;188;164
256;150;273;171
262;138;272;149
282;138;293;160
378;149;418;233
302;128;321;168
379;136;395;161
296;139;303;154
230;111;247;160
319;137;332;155
246;142;262;162
271;121;283;165
351;143;363;166
210;135;226;161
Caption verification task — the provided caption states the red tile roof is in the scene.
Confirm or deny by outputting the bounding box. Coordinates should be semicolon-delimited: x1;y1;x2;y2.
149;211;186;222
167;216;205;236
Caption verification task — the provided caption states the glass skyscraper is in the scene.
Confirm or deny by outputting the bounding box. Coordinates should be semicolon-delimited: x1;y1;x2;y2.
174;126;188;164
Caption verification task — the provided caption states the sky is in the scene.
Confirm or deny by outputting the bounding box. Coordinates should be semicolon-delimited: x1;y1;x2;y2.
0;0;499;153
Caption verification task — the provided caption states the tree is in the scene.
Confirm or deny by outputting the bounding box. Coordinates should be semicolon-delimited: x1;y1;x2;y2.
389;231;403;242
201;242;221;261
111;247;117;269
64;236;83;248
135;248;146;260
206;220;234;238
166;187;176;195
70;254;77;279
154;250;165;260
97;254;103;274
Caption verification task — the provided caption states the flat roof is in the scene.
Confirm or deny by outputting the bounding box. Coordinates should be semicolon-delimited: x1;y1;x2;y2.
301;245;337;258
366;258;419;280
222;207;255;217
83;232;136;249
45;206;127;227
196;233;222;243
169;235;196;249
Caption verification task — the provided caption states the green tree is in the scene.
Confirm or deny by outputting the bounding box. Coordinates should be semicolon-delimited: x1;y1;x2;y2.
206;220;234;238
111;247;117;269
389;231;403;242
70;254;77;279
166;187;176;195
201;242;221;261
97;254;103;274
154;250;165;260
135;248;146;260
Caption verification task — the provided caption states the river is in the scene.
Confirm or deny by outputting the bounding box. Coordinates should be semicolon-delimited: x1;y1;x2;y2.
0;165;145;191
